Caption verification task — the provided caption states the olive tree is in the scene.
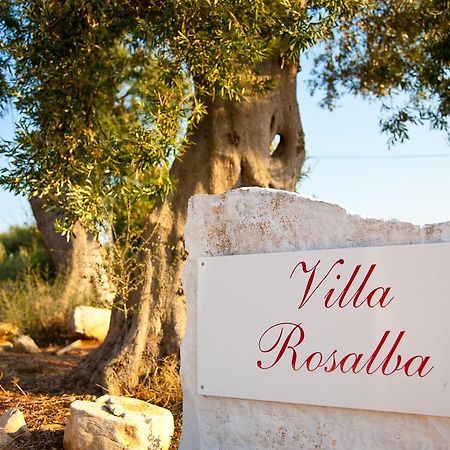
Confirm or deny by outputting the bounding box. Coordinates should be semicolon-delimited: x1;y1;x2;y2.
1;0;447;393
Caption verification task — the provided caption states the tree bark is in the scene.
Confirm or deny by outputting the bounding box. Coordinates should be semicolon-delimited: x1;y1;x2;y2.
71;53;305;393
30;198;114;306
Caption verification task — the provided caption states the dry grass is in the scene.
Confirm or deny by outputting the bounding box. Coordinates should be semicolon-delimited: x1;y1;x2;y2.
0;391;95;449
0;274;70;347
135;355;183;449
0;272;104;347
0;350;94;449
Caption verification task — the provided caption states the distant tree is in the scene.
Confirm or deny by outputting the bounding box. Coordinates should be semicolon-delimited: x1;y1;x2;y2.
0;0;447;393
29;197;115;306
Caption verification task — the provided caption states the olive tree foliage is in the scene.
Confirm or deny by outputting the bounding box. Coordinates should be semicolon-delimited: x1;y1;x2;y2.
310;0;450;144
0;0;196;235
0;1;448;236
0;0;360;237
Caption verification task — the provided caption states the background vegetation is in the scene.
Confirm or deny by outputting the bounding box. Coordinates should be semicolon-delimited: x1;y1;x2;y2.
0;224;98;345
0;224;54;280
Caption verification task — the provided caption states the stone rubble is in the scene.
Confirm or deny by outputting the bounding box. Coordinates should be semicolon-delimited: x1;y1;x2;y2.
64;394;174;450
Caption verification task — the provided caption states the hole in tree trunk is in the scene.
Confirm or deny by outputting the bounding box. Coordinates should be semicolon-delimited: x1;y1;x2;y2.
270;133;282;156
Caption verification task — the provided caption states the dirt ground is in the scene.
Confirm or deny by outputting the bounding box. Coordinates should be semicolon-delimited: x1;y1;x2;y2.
0;347;182;449
0;348;94;449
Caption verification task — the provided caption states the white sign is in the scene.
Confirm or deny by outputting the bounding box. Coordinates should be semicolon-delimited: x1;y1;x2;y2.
198;242;450;417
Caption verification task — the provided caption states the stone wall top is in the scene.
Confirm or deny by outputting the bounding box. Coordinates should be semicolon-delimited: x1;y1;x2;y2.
185;188;449;258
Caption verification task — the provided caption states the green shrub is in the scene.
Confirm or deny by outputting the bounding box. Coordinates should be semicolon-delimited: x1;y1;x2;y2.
0;224;65;345
0;224;55;280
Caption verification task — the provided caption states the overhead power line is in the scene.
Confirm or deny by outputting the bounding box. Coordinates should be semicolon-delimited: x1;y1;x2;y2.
308;153;450;160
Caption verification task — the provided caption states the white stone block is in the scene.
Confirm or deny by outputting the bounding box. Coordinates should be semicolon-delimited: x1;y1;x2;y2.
180;187;450;450
68;306;111;342
64;395;174;450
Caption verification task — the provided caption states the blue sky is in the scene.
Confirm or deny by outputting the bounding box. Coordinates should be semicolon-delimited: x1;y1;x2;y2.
297;74;449;225
0;107;33;232
295;52;449;226
0;57;449;232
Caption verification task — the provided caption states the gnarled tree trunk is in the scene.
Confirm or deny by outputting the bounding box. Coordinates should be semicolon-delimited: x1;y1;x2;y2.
30;198;114;306
71;53;305;393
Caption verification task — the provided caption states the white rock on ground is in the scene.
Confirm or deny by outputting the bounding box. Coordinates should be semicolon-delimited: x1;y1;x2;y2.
180;187;450;450
12;335;41;354
0;408;31;439
64;395;174;450
68;306;111;342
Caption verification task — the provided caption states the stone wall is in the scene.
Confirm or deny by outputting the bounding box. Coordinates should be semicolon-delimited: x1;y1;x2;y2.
180;187;450;449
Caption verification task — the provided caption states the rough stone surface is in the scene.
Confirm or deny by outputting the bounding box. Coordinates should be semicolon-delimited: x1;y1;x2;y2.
0;429;13;448
63;395;174;450
12;335;41;354
180;187;450;450
68;306;111;342
0;408;30;439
